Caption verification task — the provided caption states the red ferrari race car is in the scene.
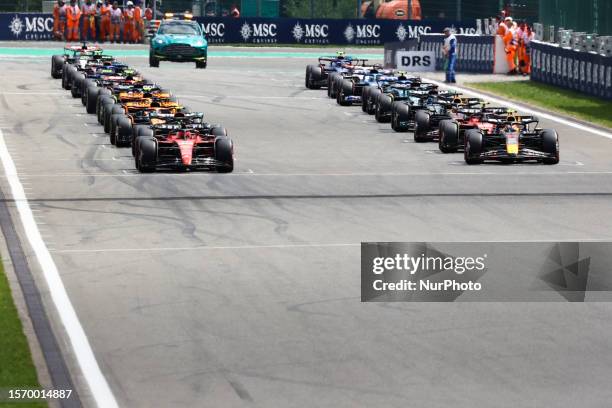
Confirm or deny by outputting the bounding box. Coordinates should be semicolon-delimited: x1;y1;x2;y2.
134;122;233;173
437;107;514;153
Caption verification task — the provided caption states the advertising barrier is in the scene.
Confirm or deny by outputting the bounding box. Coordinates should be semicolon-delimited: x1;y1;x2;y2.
0;13;55;41
420;34;495;73
197;17;476;45
0;13;478;44
531;41;612;100
383;39;419;69
395;50;436;72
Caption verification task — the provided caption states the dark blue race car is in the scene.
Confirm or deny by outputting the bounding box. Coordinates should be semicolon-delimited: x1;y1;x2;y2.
304;52;369;90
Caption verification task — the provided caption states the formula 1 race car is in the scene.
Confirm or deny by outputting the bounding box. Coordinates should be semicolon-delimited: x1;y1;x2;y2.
96;83;176;133
305;52;369;90
374;81;440;123
411;96;486;142
109;98;187;147
134;119;233;173
51;43;103;79
335;70;411;106
437;107;514;153
464;116;559;165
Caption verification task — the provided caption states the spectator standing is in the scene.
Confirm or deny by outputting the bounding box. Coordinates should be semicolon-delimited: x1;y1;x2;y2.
442;27;457;84
109;1;123;43
53;0;67;40
66;0;82;41
94;1;103;42
501;16;517;74
100;0;111;42
230;4;240;18
518;24;534;76
82;0;97;41
134;0;143;43
123;1;136;44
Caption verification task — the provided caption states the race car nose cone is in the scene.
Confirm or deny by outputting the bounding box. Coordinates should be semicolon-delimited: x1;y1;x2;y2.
178;141;194;165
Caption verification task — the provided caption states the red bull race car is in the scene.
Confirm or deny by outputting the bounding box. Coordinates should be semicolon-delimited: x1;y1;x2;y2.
464;115;559;165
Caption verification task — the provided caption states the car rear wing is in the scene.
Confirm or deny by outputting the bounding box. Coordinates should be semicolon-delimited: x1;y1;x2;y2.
318;57;369;66
149;111;204;122
482;107;515;115
485;115;540;127
439;96;483;105
455;107;484;116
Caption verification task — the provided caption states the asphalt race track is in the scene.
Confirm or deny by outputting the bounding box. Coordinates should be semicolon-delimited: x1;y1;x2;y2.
1;46;612;408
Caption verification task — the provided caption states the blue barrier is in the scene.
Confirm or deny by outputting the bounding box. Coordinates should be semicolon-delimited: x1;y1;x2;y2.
0;13;477;44
531;41;612;100
420;34;494;73
0;13;54;41
196;17;476;45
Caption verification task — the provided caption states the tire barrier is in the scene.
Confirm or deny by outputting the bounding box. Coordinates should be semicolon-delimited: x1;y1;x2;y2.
531;41;612;100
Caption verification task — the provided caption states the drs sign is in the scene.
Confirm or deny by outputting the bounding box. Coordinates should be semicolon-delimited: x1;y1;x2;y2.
396;51;436;72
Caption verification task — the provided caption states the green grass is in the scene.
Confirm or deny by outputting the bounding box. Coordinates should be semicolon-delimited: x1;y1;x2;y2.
468;81;612;129
0;264;46;408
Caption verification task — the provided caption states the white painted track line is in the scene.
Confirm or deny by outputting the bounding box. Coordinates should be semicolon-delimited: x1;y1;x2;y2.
52;242;359;253
424;77;612;140
2;170;611;178
0;130;119;408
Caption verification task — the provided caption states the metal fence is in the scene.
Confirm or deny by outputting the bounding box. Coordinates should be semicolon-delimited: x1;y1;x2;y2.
539;0;612;35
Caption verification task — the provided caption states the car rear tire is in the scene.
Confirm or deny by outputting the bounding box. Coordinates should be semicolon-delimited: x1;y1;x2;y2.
105;105;124;134
149;53;160;68
71;73;85;98
367;89;381;115
211;127;228;137
464;129;484;164
305;65;312;88
337;80;353;106
65;65;77;90
439;120;459;153
116;116;132;147
214;137;233;173
541;129;559;164
375;95;392;123
51;55;63;79
86;86;99;114
327;73;341;98
137;138;156;172
61;64;73;89
132;127;153;157
361;87;371;112
109;113;125;145
414;110;430;142
99;99;114;125
391;102;409;132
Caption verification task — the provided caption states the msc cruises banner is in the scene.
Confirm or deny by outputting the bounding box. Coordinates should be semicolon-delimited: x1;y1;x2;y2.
197;17;477;45
0;13;477;44
0;13;55;40
531;41;612;100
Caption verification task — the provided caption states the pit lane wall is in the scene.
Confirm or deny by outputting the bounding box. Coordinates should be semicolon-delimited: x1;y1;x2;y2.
531;41;612;100
0;13;477;44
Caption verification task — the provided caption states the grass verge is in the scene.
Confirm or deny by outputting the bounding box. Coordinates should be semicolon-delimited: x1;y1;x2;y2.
0;263;46;408
467;80;612;129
